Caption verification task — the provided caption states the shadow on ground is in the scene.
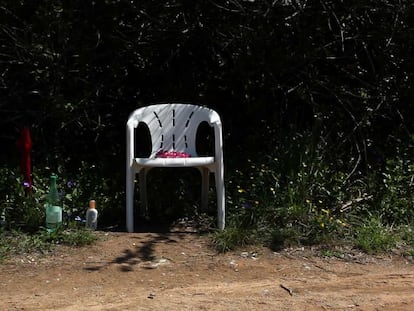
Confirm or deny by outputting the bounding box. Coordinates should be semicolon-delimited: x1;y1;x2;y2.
84;218;198;272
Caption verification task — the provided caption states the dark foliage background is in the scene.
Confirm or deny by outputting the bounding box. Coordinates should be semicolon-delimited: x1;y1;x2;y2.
1;0;413;234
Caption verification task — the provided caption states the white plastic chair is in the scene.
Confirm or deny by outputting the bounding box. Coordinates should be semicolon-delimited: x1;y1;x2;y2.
126;103;225;232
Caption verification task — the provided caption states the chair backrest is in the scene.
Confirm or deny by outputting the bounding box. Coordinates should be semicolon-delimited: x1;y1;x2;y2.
127;104;222;158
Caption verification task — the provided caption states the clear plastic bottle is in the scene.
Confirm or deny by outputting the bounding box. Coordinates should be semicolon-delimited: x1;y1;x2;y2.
85;200;98;230
45;174;62;232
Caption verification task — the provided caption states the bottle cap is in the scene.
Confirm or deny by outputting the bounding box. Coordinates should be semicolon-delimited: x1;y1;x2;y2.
89;200;96;209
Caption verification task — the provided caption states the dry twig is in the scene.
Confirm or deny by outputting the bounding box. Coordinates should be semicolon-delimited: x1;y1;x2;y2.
280;284;293;296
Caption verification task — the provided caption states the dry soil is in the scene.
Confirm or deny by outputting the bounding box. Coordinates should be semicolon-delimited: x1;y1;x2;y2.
1;230;414;310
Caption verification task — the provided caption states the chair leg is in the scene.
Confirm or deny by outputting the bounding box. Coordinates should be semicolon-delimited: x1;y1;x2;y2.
139;169;148;218
126;168;135;233
215;167;225;230
200;167;209;212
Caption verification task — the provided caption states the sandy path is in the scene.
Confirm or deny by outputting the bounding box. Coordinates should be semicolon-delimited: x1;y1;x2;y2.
1;232;413;310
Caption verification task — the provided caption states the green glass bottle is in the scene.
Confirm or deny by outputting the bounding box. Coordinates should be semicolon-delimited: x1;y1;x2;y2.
45;174;62;232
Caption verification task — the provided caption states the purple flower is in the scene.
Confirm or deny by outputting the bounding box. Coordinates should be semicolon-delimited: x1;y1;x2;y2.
243;202;252;209
67;180;75;188
23;181;31;188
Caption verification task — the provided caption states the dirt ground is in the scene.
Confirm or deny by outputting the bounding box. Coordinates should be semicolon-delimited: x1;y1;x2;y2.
1;229;414;311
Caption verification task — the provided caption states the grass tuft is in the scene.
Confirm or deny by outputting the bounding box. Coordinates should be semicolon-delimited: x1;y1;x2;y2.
212;227;253;252
354;217;398;254
0;228;97;262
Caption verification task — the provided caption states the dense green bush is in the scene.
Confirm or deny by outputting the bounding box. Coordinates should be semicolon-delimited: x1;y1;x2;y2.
0;163;123;231
0;1;413;252
218;127;413;250
379;146;414;224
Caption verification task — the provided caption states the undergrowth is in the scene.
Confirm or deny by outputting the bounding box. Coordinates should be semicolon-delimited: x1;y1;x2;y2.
0;228;97;262
1;132;413;258
212;131;414;255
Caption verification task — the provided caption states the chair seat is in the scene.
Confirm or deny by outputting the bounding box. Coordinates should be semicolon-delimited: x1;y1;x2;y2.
134;156;215;168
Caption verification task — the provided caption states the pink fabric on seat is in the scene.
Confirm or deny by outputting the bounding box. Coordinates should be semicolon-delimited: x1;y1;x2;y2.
156;150;191;158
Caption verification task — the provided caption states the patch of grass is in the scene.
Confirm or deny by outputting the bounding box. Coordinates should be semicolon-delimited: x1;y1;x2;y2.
396;225;414;257
38;228;98;246
0;228;97;262
269;227;300;251
354;217;398;254
0;230;50;262
319;248;345;258
212;227;253;252
399;225;414;246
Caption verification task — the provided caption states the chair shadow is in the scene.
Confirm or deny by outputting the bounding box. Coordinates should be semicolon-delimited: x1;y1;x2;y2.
83;220;190;272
